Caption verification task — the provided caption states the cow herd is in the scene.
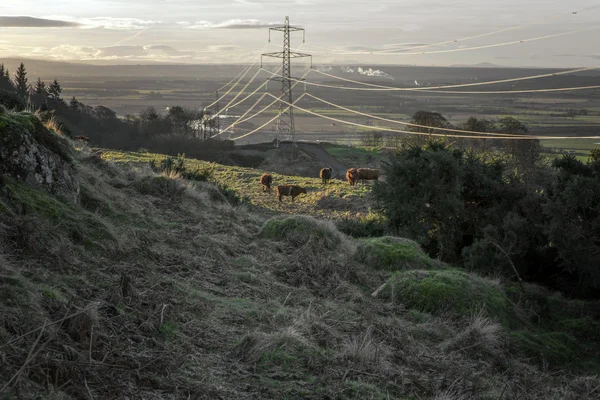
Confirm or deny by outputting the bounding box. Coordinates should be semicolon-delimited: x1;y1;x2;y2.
345;168;380;186
259;167;381;203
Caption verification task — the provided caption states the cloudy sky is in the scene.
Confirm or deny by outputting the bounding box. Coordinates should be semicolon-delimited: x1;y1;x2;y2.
0;0;599;66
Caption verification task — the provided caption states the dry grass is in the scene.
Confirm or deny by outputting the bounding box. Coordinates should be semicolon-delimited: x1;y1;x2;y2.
2;144;600;399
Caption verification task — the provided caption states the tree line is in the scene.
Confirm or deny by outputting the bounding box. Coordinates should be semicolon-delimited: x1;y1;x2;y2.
372;139;600;298
0;61;232;160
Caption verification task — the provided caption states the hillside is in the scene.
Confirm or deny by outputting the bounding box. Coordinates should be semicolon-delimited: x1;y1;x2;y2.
1;112;600;399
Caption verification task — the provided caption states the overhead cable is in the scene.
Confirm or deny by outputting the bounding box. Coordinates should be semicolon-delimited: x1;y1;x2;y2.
265;93;600;140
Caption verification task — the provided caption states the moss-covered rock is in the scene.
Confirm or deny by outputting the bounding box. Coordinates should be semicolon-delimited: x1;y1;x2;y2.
384;269;513;324
355;236;436;271
259;215;343;250
510;330;577;366
0;111;78;203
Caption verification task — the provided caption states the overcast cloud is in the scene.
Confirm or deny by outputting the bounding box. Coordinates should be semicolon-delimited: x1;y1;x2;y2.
0;0;599;66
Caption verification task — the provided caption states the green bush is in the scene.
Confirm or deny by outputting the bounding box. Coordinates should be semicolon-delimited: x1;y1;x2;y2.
556;318;600;341
336;212;387;238
259;215;343;250
182;166;214;182
510;330;577;366
355;236;436;271
384;269;513;324
213;183;250;206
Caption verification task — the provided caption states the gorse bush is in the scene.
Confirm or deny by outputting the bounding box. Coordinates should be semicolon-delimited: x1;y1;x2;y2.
373;140;600;297
150;153;215;182
355;236;436;271
259;215;343;250
336;212;387;238
384;269;514;325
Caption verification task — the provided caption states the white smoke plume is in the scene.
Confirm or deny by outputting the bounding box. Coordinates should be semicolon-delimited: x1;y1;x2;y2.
316;65;333;73
357;67;394;80
339;66;394;80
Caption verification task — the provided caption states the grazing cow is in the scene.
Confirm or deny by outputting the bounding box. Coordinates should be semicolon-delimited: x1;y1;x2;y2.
276;185;307;202
74;135;90;143
346;168;359;186
357;168;380;184
320;167;332;184
259;173;273;192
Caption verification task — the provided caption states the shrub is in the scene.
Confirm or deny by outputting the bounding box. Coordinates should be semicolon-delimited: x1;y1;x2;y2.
336;212;387;238
384;269;513;324
556;318;600;341
259;215;344;250
150;153;186;176
182;166;214;182
509;330;577;366
133;176;184;198
213;183;250;206
355;236;436;271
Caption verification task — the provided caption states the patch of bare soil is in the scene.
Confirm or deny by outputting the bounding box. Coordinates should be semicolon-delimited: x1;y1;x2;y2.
259;147;327;178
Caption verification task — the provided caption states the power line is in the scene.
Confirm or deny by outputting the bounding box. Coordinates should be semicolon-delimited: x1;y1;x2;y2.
214;42;271;92
205;63;255;109
263;67;600;93
209;67;263;120
360;5;600;55
265;92;600;141
210;66;283;121
213;69;312;138
304;93;522;137
210;93;268;139
311;66;600;91
231;93;308;141
216;64;252;93
293;25;600;57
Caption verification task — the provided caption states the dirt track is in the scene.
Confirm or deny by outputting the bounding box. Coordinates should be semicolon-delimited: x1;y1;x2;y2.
279;142;349;179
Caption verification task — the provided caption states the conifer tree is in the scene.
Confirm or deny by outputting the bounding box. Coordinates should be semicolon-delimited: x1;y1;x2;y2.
0;63;12;90
13;62;29;98
69;96;79;110
34;77;46;95
48;79;62;99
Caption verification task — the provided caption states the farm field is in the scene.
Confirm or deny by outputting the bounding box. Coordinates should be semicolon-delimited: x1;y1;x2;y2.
101;149;374;219
3;58;599;152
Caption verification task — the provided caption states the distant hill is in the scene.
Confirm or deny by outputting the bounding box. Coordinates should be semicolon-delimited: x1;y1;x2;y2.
450;62;505;68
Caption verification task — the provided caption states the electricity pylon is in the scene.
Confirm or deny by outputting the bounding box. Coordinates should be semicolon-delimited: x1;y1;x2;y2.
262;16;311;147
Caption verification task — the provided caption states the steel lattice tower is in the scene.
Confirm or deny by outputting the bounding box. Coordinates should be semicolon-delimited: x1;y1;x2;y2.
262;16;311;147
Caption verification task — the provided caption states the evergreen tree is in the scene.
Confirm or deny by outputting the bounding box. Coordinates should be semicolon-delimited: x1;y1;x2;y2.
48;79;62;99
0;63;13;90
13;62;29;98
69;96;79;110
34;77;46;95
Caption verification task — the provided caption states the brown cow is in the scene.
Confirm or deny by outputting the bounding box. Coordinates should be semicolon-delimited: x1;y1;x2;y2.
276;185;307;202
346;168;358;186
259;173;273;192
319;167;332;184
357;168;380;184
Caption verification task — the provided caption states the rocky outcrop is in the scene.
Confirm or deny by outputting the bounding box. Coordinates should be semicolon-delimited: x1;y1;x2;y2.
0;111;80;203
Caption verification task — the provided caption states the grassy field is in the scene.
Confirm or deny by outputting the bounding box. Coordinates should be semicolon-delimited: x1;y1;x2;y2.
101;149;373;219
3;122;600;399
